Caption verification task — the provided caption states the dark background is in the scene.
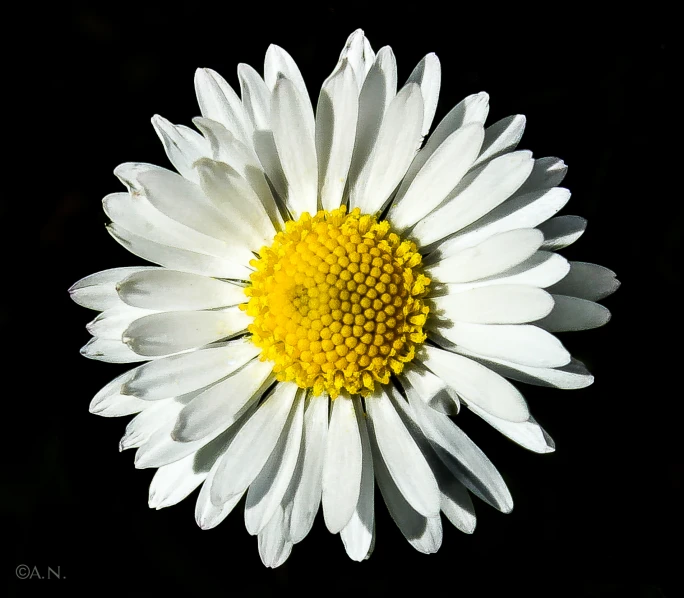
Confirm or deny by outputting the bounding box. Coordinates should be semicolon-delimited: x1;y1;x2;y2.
7;3;676;597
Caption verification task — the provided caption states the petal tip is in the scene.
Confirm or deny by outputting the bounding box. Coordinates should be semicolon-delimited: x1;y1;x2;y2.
501;500;514;515
79;341;98;359
169;424;185;443
196;518;212;531
88;401;105;415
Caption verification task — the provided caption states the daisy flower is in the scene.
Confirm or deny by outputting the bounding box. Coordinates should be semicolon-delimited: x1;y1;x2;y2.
69;29;619;567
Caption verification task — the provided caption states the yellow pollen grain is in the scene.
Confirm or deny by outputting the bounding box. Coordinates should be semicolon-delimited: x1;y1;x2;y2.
242;206;430;398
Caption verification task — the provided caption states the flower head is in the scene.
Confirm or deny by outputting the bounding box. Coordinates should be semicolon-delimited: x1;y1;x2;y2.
70;29;618;567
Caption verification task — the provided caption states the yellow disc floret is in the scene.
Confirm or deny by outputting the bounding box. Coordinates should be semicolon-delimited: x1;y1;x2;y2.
242;207;430;398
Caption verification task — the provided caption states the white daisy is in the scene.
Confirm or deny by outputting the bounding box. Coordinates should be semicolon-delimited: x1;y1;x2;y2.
70;29;619;567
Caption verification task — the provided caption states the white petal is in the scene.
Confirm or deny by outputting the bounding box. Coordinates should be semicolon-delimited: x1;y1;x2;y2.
422;345;529;422
412;151;535;246
196;476;244;530
361;38;374;74
428;91;490;150
338;29;375;88
70;267;158;311
399;365;460;415
122;308;251;356
245;390;304;535
345;47;397;192
149;452;207;509
316;60;359;211
103;190;249;270
253;129;289;203
534;294;611;332
368;416;442;554
289;395;328;543
406;53;441;136
193;116;257;168
135;397;260;470
136;166;228;239
135;434;201;469
429;284;554;324
93;394;148;418
539;215;587;250
451;346;594;390
116;270;247;311
365;388;440;517
432;321;571;368
103;190;235;260
472;115;526;167
195;157;279;245
340;397;375;561
517;157;568;195
406;393;513;513
192;118;283;228
547;262;620;301
258;504;293;568
387;390;476;533
86;305;156;340
428;187;571;258
350;82;424;215
80;336;150;363
428;228;544;283
121;398;187;452
194;405;269;528
438;473;476;534
435;252;570;300
388;123;484;231
397;92;489;198
271;77;318;218
132;389;225;467
135;169;253;263
173;359;275;442
122;339;259;400
107;224;252;280
264;44;313;128
322;395;363;533
467;403;555;454
151;115;209;183
210;382;298;505
89;367;149;417
361;45;398;108
238;63;271;132
114;161;166;192
194;68;251;146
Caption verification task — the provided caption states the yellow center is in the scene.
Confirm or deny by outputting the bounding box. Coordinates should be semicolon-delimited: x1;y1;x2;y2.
242;207;430;398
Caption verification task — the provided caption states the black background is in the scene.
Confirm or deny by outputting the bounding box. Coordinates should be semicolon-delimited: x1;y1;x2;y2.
7;3;676;597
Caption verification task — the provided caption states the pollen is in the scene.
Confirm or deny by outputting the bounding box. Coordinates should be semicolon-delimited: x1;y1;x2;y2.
242;207;430;398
